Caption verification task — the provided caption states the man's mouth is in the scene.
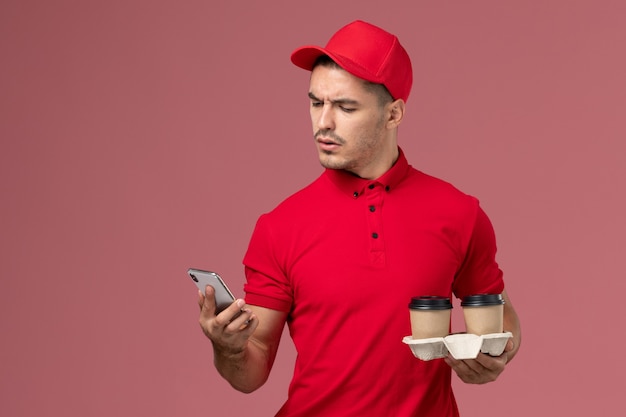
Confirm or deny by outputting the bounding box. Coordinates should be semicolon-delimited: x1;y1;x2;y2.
315;130;343;146
316;137;341;152
317;137;338;145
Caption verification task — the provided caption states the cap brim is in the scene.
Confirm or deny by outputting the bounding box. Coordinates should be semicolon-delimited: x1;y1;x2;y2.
290;45;384;86
290;45;330;70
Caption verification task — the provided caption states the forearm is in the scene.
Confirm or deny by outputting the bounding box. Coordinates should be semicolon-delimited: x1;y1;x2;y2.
213;337;272;393
502;290;521;362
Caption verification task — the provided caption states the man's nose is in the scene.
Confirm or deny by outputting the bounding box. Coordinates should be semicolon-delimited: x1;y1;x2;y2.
317;104;335;131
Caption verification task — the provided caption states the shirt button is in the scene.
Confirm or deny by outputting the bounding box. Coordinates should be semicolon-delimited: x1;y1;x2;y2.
368;184;375;189
372;232;379;239
353;191;359;198
369;205;376;212
385;186;390;192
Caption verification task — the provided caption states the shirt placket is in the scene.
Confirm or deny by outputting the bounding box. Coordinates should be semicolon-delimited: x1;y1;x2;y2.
364;182;386;267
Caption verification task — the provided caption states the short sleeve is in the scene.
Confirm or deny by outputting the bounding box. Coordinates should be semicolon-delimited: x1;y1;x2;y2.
243;214;294;312
452;205;505;299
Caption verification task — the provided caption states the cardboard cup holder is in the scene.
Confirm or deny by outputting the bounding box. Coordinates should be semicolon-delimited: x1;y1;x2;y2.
402;332;512;360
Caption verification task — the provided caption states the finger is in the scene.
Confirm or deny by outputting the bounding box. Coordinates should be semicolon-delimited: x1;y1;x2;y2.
475;351;508;371
197;290;205;310
462;360;485;377
200;285;217;317
504;338;515;352
241;313;259;334
215;299;245;326
445;356;474;375
447;358;486;384
473;353;507;381
227;308;257;331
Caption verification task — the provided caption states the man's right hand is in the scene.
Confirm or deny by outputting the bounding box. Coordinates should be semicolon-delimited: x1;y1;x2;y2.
196;285;287;393
198;285;258;357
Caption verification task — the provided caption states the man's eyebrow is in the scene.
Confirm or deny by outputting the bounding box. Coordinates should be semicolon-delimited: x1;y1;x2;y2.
308;92;359;105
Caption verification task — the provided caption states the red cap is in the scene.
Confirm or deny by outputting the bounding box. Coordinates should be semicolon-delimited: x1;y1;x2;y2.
291;20;413;102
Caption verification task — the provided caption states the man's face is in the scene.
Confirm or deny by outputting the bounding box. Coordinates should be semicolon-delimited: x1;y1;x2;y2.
308;65;391;179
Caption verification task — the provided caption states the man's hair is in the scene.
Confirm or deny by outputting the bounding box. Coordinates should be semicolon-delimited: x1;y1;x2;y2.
312;55;393;107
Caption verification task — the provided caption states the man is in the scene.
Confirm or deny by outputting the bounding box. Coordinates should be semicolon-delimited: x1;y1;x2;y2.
198;20;521;416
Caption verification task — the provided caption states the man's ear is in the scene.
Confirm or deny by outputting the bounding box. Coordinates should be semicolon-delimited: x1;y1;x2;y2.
386;99;405;129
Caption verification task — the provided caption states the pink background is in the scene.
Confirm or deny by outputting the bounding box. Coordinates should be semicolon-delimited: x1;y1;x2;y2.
1;0;624;415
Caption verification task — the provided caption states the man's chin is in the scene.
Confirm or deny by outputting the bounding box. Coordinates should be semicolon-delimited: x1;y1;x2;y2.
319;154;348;170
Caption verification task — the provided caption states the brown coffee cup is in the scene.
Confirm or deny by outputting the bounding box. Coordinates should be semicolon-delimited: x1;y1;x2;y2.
461;294;504;335
409;296;452;339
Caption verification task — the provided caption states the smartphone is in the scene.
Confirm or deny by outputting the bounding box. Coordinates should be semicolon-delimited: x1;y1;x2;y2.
188;268;236;314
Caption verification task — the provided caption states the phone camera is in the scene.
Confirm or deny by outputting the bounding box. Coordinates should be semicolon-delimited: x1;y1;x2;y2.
191;274;198;282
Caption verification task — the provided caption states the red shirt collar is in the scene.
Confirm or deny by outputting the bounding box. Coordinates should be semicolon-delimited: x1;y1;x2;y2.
324;147;411;197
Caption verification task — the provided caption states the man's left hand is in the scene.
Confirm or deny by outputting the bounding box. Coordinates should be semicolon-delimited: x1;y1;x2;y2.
444;339;513;384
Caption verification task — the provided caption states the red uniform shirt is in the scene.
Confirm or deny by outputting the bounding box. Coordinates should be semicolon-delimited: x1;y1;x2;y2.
244;148;504;416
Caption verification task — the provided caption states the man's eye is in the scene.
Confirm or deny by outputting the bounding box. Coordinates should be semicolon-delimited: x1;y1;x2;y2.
311;101;323;107
340;106;356;113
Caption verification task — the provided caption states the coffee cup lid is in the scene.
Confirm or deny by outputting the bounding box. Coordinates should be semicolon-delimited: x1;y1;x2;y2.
409;296;452;310
460;294;504;307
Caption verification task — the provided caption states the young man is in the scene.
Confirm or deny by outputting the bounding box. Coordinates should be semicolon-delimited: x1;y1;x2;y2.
198;20;521;416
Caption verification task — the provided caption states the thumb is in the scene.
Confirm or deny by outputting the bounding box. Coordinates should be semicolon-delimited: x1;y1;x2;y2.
199;285;217;316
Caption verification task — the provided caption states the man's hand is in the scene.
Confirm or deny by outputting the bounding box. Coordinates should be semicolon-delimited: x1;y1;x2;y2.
196;286;287;393
444;338;514;384
198;285;258;357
